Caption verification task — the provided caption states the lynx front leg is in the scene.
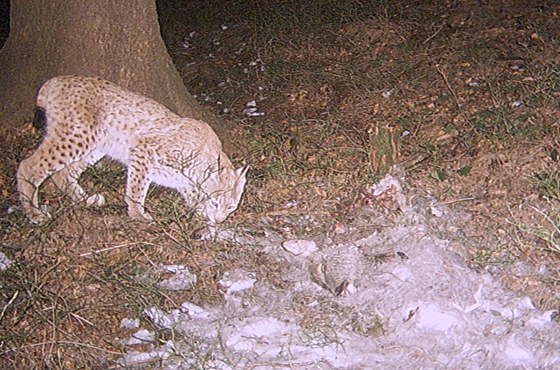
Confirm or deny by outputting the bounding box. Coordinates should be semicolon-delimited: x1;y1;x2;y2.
50;159;106;207
125;153;154;222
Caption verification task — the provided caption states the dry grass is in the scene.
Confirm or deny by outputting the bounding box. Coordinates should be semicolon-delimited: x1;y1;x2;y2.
0;194;270;368
2;0;560;367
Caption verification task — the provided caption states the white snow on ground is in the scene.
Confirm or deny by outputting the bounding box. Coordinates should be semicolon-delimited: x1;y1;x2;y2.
0;251;13;271
117;173;560;369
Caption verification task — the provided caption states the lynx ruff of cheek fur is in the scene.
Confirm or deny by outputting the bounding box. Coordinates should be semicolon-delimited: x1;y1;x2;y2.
17;75;248;225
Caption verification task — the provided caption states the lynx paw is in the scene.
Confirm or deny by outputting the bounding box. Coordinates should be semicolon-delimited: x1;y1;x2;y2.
28;206;52;225
85;194;106;207
128;209;154;223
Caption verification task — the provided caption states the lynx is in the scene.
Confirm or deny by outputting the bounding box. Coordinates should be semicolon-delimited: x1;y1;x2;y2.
17;75;248;225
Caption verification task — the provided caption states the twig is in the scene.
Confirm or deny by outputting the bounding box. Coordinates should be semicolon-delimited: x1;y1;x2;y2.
69;312;95;327
423;23;444;45
436;65;460;110
20;340;122;355
79;242;154;257
433;197;476;206
436;65;472;127
242;209;330;219
0;291;19;321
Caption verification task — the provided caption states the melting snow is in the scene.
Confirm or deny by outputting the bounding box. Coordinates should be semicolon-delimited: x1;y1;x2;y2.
117;173;560;369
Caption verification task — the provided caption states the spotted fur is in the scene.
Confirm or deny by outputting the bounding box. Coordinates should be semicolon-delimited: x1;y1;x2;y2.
17;75;248;224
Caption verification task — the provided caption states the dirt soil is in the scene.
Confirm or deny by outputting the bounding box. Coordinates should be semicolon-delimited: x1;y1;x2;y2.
1;0;560;369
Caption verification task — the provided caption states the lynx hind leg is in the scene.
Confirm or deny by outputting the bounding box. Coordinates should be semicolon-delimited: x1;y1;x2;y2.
124;149;154;222
17;155;52;224
17;135;96;224
50;158;106;207
16;137;73;224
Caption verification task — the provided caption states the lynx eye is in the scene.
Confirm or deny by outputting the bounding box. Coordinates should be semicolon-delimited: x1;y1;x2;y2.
209;199;219;208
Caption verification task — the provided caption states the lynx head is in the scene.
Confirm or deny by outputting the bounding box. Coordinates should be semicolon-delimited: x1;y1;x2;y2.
200;164;248;224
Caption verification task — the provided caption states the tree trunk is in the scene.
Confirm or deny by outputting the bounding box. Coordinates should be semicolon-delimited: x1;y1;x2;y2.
0;0;233;154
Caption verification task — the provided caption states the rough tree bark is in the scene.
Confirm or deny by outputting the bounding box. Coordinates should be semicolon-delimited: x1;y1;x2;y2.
0;0;233;154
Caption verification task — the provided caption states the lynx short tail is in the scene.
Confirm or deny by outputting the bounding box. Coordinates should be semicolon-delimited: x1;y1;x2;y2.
32;107;47;130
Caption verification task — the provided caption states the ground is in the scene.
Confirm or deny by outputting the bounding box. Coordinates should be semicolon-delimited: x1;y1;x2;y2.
1;0;560;369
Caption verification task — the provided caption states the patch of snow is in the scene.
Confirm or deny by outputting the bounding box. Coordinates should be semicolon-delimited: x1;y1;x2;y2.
118;350;170;367
180;302;211;319
119;318;140;329
282;239;317;256
382;89;393;98
144;307;176;329
414;302;465;331
180;39;191;49
284;200;299;208
123;329;155;346
119;172;560;369
223;316;293;353
243;99;265;117
138;264;197;291
157;265;197;291
0;251;13;271
391;265;414;282
220;269;257;294
429;206;445;217
503;336;534;363
369;175;402;196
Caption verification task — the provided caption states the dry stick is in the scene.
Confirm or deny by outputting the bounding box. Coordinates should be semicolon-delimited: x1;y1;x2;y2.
433;197;476;206
69;312;95;327
0;291;19;321
436;65;460;109
79;243;132;257
435;65;473;128
159;227;184;247
423;23;445;45
243;209;331;219
21;340;122;355
79;242;159;257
